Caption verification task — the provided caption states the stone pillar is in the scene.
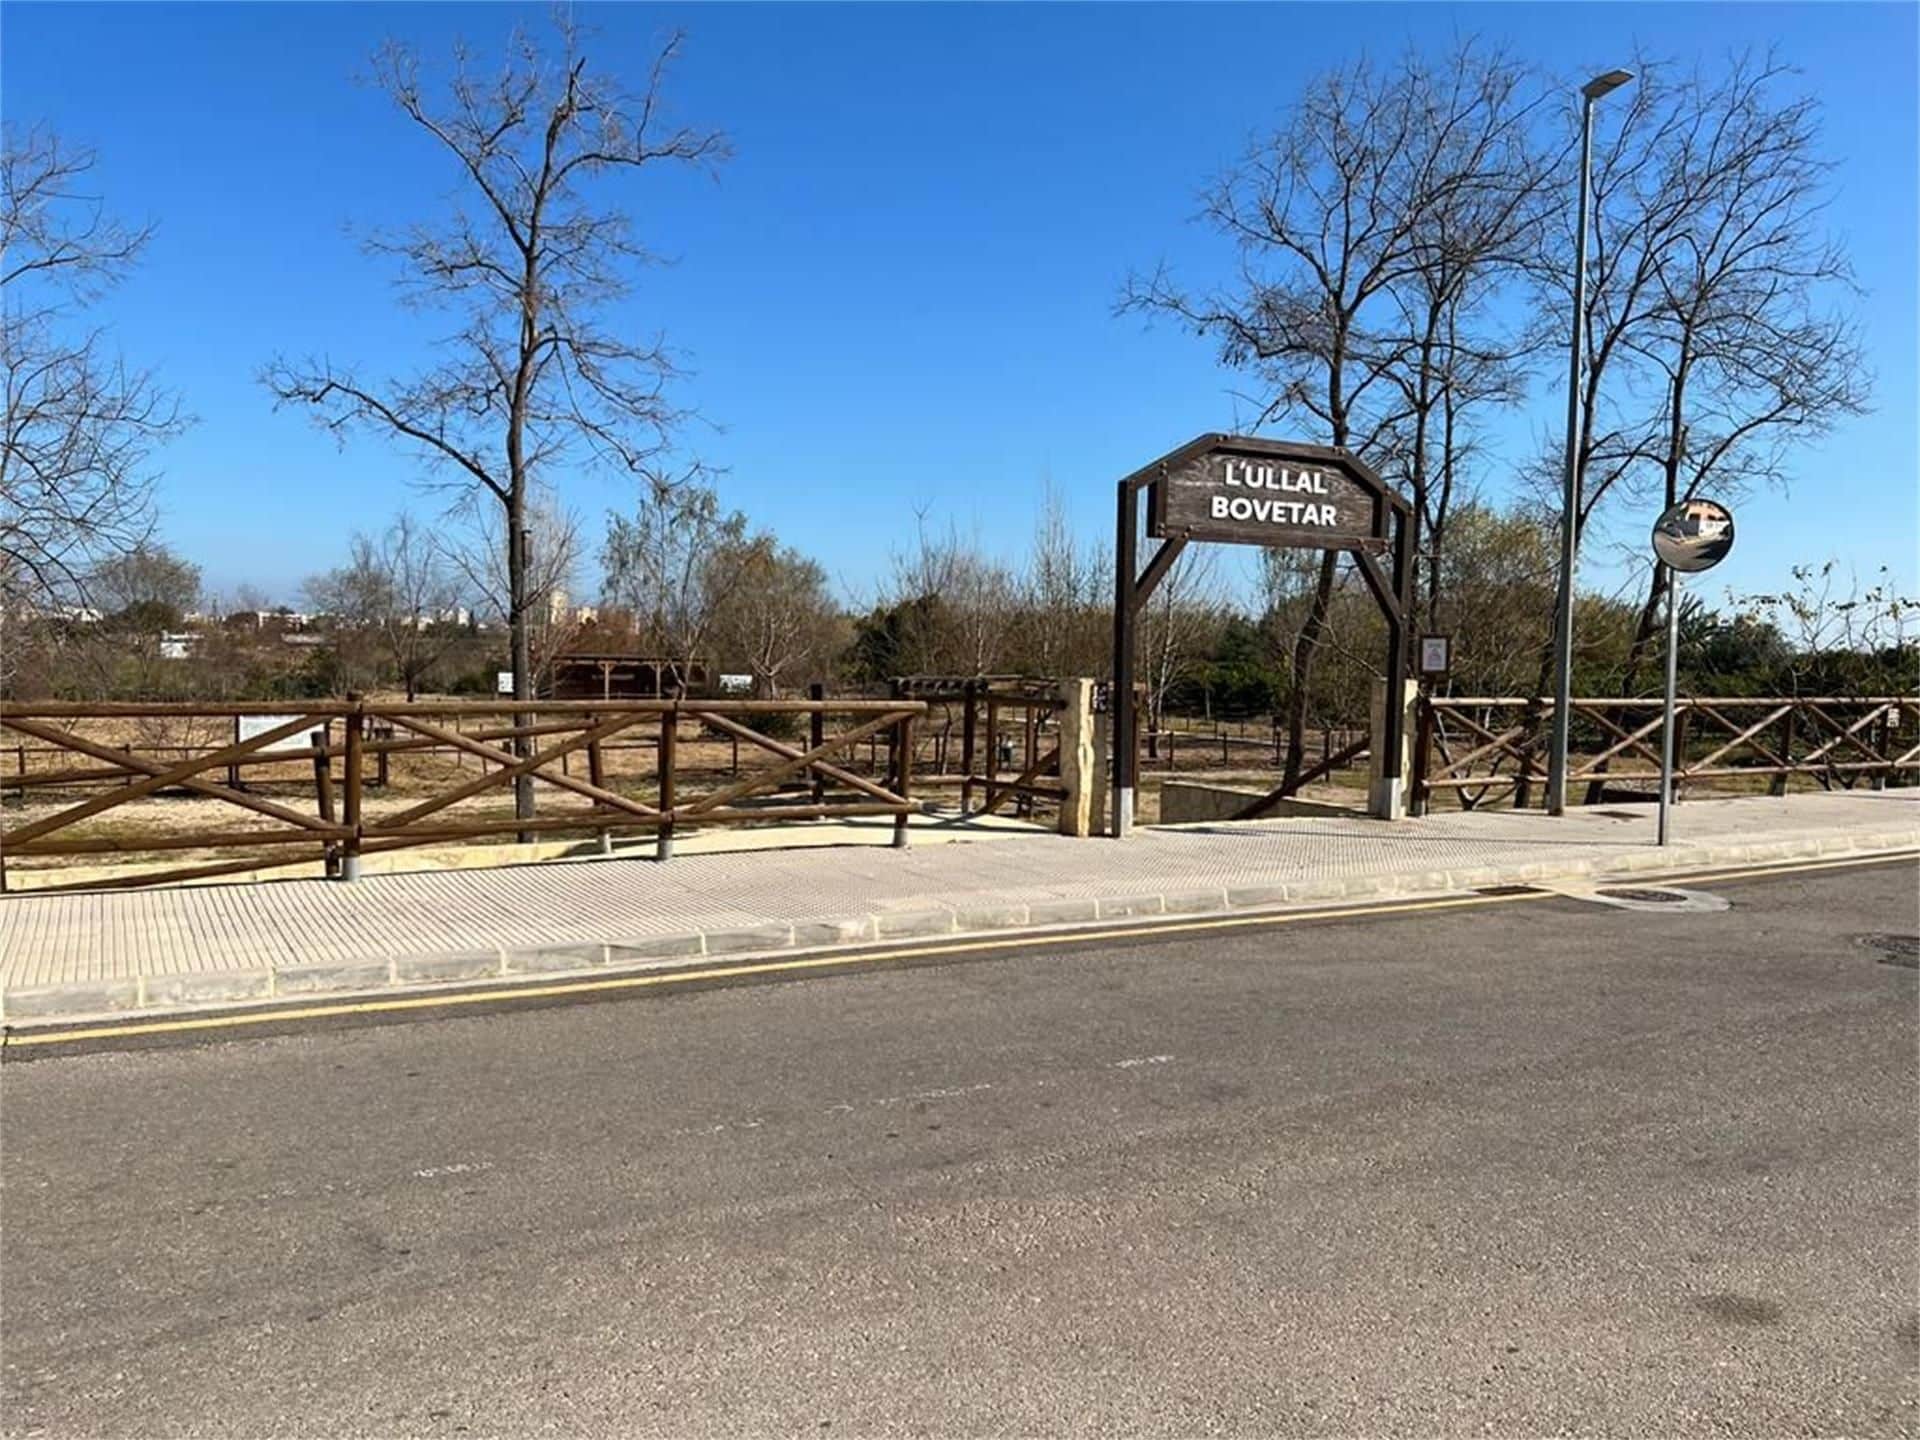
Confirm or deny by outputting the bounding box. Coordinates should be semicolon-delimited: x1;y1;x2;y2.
1368;678;1419;821
1056;678;1098;838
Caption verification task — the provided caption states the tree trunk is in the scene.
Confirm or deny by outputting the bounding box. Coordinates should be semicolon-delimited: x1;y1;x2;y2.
508;489;534;831
1621;361;1690;698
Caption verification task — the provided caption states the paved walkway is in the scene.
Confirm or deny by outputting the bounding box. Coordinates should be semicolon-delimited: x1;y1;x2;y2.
2;790;1914;1020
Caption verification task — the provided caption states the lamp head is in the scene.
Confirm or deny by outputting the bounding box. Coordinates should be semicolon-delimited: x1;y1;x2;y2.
1582;69;1635;100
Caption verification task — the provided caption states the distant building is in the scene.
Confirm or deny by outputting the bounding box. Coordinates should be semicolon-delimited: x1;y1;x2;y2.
549;650;710;700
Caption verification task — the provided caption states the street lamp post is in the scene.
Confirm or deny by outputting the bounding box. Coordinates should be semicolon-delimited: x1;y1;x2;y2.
1546;67;1634;817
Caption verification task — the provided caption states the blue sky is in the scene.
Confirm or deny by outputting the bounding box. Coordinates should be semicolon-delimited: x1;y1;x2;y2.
3;1;1915;614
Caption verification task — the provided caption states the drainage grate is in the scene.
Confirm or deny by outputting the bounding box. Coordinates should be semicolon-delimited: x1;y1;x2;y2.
1597;887;1689;904
1855;933;1920;969
1476;884;1544;897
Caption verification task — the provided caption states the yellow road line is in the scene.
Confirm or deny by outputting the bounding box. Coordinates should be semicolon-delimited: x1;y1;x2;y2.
8;846;1914;1049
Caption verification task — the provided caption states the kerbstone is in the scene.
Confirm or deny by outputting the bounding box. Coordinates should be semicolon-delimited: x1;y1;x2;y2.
1161;888;1228;915
394;951;503;984
792;917;874;948
1024;898;1100;927
702;923;796;955
275;958;393;995
872;910;955;940
1098;894;1165;920
606;934;705;963
1287;878;1350;903
3;980;141;1019
951;904;1031;932
505;943;609;975
144;970;273;1008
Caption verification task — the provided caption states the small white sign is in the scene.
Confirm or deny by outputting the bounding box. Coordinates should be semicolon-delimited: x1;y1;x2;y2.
236;715;329;754
1418;635;1451;675
718;673;753;695
496;670;514;695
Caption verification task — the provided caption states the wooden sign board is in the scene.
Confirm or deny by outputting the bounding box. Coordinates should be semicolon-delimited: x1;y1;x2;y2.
235;715;328;754
1145;436;1392;550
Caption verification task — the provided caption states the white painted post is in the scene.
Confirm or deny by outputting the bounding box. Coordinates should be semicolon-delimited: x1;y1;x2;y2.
1368;678;1419;820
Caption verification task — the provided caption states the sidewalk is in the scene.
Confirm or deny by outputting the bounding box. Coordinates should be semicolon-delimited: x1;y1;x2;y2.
2;790;1914;1023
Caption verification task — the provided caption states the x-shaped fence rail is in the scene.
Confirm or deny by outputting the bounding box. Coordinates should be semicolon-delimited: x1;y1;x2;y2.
1412;695;1916;812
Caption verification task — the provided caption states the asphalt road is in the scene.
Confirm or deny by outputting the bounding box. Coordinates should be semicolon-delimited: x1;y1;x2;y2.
3;859;1916;1437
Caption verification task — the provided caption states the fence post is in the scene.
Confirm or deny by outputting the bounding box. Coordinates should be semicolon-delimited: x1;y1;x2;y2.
1872;705;1890;791
656;705;677;862
1411;691;1434;818
1771;707;1795;797
1673;705;1693;803
311;727;339;878
587;713;613;855
892;708;914;849
341;698;364;881
960;681;978;813
984;693;1000;812
810;682;827;805
1022;704;1039;818
1514;700;1539;810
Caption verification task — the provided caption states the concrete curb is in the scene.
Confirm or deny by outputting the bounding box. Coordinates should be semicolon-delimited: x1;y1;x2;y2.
4;825;1915;1030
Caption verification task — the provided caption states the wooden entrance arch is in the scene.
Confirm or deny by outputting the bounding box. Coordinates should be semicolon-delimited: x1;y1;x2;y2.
1111;434;1414;836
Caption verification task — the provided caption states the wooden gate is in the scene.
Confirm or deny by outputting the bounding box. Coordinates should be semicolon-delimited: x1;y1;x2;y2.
955;681;1067;820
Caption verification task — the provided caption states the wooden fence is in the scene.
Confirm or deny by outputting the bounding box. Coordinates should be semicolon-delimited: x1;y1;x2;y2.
0;696;926;893
955;681;1068;820
1412;695;1918;813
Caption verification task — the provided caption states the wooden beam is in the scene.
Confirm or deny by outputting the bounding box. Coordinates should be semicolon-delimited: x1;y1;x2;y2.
1129;535;1190;615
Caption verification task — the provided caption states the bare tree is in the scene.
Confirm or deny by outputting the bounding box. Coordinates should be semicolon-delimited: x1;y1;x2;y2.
601;464;746;690
262;20;724;817
881;515;1018;678
1139;545;1223;737
1733;562;1918;697
1016;484;1111;680
445;488;582;696
1526;54;1867;693
1124;45;1542;790
92;540;201;626
1373;49;1550;625
708;536;843;698
1;124;185;620
307;512;468;698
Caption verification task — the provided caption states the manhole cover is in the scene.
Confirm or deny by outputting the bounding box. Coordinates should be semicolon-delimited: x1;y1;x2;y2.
1855;933;1920;968
1597;887;1688;904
